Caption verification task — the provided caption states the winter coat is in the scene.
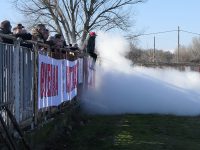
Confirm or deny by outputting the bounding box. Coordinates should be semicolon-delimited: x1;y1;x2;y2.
0;29;14;44
87;36;96;53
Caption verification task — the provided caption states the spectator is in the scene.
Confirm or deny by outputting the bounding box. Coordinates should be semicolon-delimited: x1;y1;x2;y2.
32;24;51;52
53;34;66;52
86;32;98;69
13;23;32;40
0;20;13;44
48;34;66;58
13;23;32;48
32;24;46;43
13;24;24;34
43;29;49;42
44;29;57;50
70;43;79;51
46;35;55;48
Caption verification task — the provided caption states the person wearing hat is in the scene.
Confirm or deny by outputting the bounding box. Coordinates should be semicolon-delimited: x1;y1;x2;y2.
0;20;14;44
13;23;32;40
13;23;32;48
13;24;24;34
86;31;98;69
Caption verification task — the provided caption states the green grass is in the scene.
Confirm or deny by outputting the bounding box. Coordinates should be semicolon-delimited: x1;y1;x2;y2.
67;114;200;150
24;113;200;150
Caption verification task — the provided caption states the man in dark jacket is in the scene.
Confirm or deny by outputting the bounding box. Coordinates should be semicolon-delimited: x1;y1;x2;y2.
0;20;14;44
86;32;97;69
13;23;33;48
13;24;32;40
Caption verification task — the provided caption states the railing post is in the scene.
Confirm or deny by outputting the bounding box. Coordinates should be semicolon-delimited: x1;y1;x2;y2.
33;44;38;128
13;39;21;123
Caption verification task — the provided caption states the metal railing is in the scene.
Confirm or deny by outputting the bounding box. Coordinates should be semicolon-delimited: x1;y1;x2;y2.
0;39;36;125
0;33;86;128
0;32;93;149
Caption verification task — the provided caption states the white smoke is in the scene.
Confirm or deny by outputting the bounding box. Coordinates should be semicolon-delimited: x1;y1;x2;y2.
82;31;200;116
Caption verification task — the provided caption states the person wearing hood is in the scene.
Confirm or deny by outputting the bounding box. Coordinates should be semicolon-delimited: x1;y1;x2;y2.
0;20;14;44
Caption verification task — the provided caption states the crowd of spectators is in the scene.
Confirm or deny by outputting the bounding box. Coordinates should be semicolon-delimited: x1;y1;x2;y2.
0;20;80;55
0;19;98;66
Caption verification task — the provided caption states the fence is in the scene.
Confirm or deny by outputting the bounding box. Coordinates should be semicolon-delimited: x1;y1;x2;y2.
0;40;38;127
0;33;93;130
0;43;15;127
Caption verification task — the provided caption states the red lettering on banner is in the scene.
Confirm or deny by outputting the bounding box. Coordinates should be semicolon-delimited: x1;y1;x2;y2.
52;66;55;96
66;64;77;93
40;63;45;98
55;66;58;95
73;65;77;89
40;63;59;98
66;66;71;92
47;64;51;96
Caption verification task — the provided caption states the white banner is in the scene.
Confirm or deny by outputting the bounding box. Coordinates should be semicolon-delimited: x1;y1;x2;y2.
87;57;95;88
38;54;62;109
78;58;83;84
62;60;78;101
38;54;78;109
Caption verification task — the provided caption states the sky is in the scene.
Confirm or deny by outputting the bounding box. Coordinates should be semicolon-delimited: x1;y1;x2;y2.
134;0;200;51
1;0;200;51
0;0;23;25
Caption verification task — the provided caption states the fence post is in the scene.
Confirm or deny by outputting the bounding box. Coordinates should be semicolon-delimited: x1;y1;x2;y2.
13;39;20;123
33;44;38;128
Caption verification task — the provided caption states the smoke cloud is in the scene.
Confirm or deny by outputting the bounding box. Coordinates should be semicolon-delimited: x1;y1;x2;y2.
81;32;200;116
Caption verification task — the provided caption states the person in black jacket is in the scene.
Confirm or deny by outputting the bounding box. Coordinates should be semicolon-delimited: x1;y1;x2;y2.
13;23;33;48
86;32;97;69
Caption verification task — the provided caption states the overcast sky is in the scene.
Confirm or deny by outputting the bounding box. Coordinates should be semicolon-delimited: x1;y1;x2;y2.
1;0;200;51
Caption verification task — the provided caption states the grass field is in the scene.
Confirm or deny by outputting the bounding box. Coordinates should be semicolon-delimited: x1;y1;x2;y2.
67;114;200;150
26;112;200;150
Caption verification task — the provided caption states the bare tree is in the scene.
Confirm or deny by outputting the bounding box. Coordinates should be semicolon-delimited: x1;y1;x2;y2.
189;37;200;61
173;37;200;63
13;0;146;44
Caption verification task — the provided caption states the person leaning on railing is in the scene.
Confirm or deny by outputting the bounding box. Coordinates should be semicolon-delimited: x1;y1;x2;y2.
0;20;14;44
69;43;79;51
48;33;67;59
31;24;51;52
53;34;67;52
68;43;81;57
31;24;46;43
13;23;33;48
